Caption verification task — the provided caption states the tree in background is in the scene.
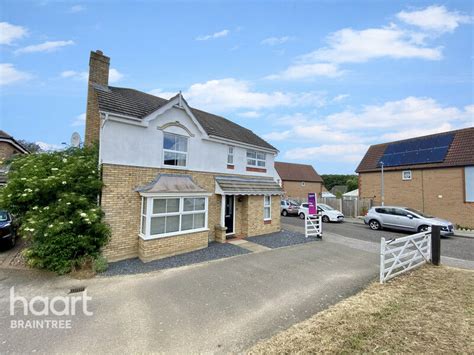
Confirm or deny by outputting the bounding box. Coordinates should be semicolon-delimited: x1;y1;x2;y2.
0;145;110;274
321;174;358;192
17;140;43;153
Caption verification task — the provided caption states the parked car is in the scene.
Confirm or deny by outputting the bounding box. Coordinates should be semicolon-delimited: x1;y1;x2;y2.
0;210;17;248
364;206;454;236
298;203;344;222
280;200;300;216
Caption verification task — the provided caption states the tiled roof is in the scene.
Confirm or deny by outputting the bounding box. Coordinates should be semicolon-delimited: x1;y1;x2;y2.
94;85;277;151
356;127;474;173
274;162;323;182
215;176;284;195
0;130;29;154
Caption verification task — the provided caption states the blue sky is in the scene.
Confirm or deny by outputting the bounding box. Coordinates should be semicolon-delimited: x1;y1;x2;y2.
1;0;473;174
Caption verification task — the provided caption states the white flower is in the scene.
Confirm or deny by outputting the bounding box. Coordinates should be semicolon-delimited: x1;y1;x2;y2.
7;194;12;197
66;202;71;205
80;212;87;217
21;193;27;197
69;221;73;224
51;168;59;171
32;206;38;210
62;181;67;185
62;158;67;163
48;224;53;228
44;206;49;210
20;178;26;181
44;233;48;237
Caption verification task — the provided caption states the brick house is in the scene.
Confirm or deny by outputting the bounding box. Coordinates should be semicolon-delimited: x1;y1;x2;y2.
0;130;29;186
84;50;283;262
275;162;323;200
357;127;474;228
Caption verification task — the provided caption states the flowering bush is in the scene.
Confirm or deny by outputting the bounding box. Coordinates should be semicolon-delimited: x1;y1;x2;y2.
0;146;110;274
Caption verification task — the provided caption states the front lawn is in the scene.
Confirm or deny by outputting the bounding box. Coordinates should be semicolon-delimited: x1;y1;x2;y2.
250;265;473;353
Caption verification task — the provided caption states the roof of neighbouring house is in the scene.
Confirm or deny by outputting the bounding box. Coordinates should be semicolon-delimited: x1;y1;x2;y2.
0;130;29;154
356;127;474;173
274;162;323;183
343;189;359;197
93;85;276;151
330;185;348;194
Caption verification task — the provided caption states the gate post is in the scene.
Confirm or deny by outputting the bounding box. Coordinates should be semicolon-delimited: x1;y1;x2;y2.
380;237;386;283
431;225;441;266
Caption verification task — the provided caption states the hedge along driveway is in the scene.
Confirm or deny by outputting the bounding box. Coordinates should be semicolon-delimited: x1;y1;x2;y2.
0;238;378;353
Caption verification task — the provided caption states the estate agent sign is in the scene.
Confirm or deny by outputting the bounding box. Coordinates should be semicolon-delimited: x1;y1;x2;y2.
308;192;317;216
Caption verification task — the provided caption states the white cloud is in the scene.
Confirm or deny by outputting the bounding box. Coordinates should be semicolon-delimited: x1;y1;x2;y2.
239;111;261;118
301;26;441;64
196;29;229;41
0;63;31;86
284;144;369;163
264;97;472;168
36;141;64;151
69;5;85;13
261;36;293;46
397;5;472;34
60;68;123;83
15;40;74;54
150;78;326;111
327;96;470;130
71;113;86;127
0;22;27;45
109;68;124;83
332;94;349;102
266;63;344;80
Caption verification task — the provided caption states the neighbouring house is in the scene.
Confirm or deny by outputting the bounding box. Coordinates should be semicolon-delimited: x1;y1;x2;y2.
330;185;348;196
343;189;359;200
0;130;29;186
321;191;336;198
274;162;324;201
84;50;283;262
356;127;474;228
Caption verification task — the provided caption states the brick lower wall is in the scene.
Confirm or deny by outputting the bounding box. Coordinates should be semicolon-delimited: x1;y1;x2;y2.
282;181;323;201
101;163;282;262
0;142;23;162
138;231;208;262
359;167;474;228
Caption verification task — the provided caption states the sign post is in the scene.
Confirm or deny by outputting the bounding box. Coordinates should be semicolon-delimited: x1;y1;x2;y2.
305;192;322;239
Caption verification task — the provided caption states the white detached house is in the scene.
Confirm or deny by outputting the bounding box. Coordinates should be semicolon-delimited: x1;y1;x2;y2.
84;50;283;262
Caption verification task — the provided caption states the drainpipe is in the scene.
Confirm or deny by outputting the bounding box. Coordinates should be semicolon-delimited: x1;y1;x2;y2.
380;161;385;206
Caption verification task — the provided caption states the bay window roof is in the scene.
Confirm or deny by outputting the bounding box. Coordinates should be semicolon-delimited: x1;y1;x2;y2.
215;176;284;195
136;174;208;195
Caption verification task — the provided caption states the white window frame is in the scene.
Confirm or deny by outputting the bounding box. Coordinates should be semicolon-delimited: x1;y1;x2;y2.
402;170;412;181
247;150;266;168
140;195;209;240
264;195;271;221
227;146;234;165
163;132;188;168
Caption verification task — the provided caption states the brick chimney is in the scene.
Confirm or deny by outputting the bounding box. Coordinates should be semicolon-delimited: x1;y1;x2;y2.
84;50;110;146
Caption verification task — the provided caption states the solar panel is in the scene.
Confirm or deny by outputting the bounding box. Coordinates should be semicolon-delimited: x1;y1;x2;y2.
378;133;454;167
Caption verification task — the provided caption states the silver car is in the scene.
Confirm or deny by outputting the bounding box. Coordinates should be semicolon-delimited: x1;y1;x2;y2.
364;206;454;236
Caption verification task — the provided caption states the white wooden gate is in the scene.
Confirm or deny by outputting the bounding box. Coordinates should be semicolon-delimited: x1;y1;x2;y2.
380;229;431;283
305;214;322;238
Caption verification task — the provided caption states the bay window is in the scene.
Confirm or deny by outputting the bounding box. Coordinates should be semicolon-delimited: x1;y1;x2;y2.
140;196;208;239
247;150;266;167
163;132;188;167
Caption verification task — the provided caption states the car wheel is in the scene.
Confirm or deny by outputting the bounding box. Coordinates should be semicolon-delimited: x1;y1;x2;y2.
299;212;305;219
369;220;381;230
9;235;16;248
322;215;330;223
281;210;288;217
418;225;429;233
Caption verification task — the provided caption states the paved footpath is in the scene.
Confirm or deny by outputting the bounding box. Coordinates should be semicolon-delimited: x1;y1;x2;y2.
0;239;378;353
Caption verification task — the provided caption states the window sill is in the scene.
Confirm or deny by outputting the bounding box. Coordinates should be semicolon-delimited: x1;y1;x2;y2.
163;164;188;170
264;219;272;225
139;228;209;241
227;164;235;169
246;166;267;173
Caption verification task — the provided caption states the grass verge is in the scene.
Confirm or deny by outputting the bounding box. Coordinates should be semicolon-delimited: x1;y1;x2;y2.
249;265;473;353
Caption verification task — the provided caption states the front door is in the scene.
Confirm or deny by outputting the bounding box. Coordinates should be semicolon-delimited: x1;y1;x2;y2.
225;195;234;234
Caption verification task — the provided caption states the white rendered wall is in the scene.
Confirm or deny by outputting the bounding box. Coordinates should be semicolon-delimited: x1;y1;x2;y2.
100;106;279;179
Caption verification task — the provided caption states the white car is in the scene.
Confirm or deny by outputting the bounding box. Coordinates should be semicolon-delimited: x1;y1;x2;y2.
298;203;344;223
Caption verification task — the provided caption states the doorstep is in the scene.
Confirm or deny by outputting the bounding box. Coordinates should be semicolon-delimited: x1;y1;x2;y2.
227;239;271;253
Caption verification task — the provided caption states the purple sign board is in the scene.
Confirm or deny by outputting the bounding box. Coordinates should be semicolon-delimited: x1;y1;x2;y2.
308;193;317;215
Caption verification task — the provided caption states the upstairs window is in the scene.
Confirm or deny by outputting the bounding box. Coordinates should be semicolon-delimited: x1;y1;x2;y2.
227;146;234;165
247;150;266;167
402;170;412;181
163;132;188;167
